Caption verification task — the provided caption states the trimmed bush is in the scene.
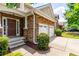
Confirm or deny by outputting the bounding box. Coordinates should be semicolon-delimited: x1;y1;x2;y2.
37;33;49;50
0;36;8;56
55;28;62;36
5;52;23;56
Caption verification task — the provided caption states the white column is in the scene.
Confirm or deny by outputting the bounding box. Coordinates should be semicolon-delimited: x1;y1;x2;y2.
0;15;2;28
24;16;27;29
0;15;3;36
18;3;24;11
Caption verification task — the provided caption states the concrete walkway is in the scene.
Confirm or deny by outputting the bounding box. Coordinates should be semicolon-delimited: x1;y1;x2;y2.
11;37;79;56
49;37;79;55
12;45;69;56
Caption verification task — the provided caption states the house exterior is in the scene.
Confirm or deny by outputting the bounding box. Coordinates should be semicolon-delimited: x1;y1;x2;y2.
0;3;56;48
55;14;67;29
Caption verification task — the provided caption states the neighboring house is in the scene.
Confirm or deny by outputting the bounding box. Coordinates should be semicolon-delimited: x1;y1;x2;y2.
55;14;67;29
58;17;67;29
54;14;59;28
0;3;56;48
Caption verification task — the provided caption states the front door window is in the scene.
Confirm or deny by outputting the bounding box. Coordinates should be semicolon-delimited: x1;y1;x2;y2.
2;17;7;36
16;20;20;36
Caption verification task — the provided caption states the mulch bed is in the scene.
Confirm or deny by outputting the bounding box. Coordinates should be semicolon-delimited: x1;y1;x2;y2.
25;41;50;51
25;41;38;50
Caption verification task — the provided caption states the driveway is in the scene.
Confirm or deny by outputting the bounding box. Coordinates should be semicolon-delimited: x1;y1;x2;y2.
49;37;79;55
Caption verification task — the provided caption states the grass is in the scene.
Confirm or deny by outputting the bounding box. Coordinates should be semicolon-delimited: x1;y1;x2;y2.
62;32;79;39
69;53;77;56
5;52;23;56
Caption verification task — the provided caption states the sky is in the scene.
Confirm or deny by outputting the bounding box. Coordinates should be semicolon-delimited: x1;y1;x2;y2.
33;3;67;23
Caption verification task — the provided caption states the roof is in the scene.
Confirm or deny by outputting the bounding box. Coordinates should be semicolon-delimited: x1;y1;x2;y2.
36;3;55;19
0;3;56;22
0;4;26;17
25;4;56;22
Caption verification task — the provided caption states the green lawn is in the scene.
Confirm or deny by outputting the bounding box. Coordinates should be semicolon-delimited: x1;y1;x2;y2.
69;53;77;56
62;32;79;39
5;52;23;56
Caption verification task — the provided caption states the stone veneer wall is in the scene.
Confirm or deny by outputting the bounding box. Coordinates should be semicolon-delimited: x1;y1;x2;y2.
35;14;55;39
24;15;34;43
24;13;55;44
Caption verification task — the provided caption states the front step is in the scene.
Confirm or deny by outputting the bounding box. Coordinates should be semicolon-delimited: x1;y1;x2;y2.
9;37;25;49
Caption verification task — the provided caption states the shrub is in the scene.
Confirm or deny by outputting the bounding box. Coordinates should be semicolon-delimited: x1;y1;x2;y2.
70;24;79;30
0;36;8;55
5;52;23;56
55;28;62;36
37;33;49;50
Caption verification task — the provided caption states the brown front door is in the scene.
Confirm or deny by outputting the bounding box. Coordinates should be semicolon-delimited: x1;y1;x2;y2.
7;19;16;36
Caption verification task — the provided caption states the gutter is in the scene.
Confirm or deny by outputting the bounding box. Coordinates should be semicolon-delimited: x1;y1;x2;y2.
32;11;38;44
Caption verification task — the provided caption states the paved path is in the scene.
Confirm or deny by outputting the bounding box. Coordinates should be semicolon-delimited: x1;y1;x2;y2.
12;45;69;56
49;37;79;55
11;37;79;56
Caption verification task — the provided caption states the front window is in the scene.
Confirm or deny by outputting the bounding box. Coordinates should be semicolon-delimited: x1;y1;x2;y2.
16;20;20;36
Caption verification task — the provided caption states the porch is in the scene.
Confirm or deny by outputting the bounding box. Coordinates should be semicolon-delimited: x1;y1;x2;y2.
0;12;26;49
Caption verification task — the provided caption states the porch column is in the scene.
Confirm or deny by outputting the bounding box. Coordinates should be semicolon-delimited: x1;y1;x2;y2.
24;16;27;29
23;16;28;42
0;13;3;36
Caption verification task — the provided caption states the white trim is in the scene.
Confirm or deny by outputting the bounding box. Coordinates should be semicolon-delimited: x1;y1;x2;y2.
2;17;20;36
32;12;38;44
16;20;20;36
2;17;8;36
24;17;27;29
33;9;56;22
24;13;33;29
37;3;51;10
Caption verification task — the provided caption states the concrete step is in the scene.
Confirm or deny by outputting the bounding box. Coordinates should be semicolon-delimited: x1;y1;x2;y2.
9;40;24;46
9;42;25;49
9;37;25;49
9;37;25;43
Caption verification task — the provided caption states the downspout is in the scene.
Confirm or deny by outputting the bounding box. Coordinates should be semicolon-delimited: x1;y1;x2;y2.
32;11;38;44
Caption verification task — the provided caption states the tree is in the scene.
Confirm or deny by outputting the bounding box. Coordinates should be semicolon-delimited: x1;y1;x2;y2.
65;3;79;30
6;3;19;8
6;3;34;8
